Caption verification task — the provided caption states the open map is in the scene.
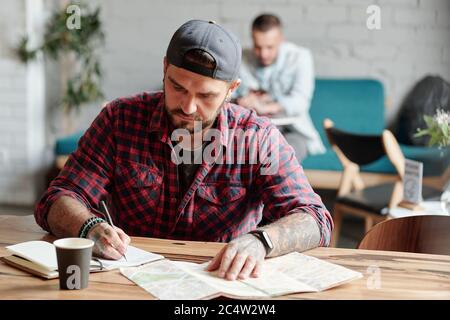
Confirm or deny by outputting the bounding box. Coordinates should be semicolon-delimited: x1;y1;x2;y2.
120;252;363;299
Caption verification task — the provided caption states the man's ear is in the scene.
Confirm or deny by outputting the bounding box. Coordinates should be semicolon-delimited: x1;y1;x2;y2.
163;57;168;74
226;79;241;100
229;79;241;94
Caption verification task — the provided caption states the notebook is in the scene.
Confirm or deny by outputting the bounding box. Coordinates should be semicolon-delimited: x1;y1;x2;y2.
2;240;164;279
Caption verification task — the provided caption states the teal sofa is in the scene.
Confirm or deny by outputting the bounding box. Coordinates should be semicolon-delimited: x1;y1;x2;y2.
55;131;84;156
55;79;449;188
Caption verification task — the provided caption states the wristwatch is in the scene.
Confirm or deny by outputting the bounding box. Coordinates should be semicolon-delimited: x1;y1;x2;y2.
249;229;274;256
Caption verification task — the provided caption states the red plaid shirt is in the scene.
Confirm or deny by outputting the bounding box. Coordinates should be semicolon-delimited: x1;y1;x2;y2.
35;91;333;244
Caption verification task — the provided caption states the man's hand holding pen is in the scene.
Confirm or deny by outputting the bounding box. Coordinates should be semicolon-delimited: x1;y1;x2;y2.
87;223;130;260
87;201;130;260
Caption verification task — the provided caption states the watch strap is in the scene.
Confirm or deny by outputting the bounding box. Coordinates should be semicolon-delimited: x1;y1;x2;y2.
249;230;273;256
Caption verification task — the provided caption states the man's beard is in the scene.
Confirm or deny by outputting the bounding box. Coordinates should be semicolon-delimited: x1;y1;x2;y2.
164;90;225;134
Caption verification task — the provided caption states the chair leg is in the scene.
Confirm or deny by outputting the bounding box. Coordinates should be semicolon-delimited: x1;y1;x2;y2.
365;216;374;233
331;204;343;247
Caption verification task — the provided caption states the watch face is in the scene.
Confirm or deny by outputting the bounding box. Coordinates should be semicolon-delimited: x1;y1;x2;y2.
250;230;273;255
260;231;274;250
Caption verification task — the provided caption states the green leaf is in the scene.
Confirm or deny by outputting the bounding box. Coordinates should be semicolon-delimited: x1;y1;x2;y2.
423;115;435;127
15;1;104;113
441;123;449;138
414;129;430;138
15;36;38;62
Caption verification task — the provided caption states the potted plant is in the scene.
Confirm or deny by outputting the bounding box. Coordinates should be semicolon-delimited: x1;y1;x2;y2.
16;1;104;134
415;109;450;213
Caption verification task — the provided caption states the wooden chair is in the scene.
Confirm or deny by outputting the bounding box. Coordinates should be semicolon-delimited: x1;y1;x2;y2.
358;215;450;255
324;119;440;247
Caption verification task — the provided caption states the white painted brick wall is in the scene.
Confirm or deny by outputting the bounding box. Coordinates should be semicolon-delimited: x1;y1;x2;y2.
0;57;31;205
306;5;348;23
0;0;449;205
328;25;373;42
0;0;45;206
378;0;419;8
394;8;437;26
352;44;398;60
437;11;450;27
444;47;450;64
418;0;449;10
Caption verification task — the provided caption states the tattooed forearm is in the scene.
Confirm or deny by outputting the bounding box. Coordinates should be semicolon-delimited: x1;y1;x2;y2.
47;196;128;260
260;211;321;258
47;196;95;238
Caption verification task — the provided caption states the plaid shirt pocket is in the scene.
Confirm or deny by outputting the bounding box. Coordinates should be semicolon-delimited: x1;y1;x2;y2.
114;159;163;217
196;183;247;205
194;183;247;239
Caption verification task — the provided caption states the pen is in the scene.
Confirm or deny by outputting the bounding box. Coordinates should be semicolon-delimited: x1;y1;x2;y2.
99;200;127;261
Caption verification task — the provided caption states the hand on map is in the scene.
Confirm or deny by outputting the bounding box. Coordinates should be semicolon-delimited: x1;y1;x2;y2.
206;233;266;281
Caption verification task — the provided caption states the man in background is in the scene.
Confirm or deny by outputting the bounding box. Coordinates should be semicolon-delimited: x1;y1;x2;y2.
235;14;325;161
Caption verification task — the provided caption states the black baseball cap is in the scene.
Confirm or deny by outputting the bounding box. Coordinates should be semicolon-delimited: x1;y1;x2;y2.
166;20;242;81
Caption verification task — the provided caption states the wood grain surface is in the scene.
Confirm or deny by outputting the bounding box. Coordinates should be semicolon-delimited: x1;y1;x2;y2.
0;215;449;300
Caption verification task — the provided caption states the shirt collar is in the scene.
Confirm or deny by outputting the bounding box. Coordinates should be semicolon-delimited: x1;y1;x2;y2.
216;102;230;148
147;92;170;143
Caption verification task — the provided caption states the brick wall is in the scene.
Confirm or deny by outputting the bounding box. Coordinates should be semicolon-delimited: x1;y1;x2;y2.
0;0;47;205
0;0;32;204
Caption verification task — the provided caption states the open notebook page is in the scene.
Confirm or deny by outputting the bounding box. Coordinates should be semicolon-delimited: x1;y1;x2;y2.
98;245;164;269
6;241;163;271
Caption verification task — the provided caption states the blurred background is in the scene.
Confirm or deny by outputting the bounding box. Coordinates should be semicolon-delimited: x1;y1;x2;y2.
0;0;449;247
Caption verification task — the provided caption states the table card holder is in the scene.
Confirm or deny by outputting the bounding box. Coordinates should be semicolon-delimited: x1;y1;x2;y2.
398;159;424;211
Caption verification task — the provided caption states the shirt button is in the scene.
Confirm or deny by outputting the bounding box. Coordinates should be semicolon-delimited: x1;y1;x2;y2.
170;198;177;203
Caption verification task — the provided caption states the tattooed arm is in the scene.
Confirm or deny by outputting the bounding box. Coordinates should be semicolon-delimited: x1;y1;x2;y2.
207;126;332;281
261;211;320;257
47;196;130;260
207;211;319;281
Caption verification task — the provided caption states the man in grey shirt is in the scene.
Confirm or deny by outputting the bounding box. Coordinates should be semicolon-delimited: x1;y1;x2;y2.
234;14;325;161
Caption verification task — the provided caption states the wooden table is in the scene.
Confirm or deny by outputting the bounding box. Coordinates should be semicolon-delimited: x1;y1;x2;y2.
1;215;449;300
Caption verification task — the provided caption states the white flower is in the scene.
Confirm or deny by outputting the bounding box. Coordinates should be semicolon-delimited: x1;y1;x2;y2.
434;109;450;126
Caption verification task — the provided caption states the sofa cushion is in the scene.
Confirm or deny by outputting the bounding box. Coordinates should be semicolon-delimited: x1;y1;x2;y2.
55;131;84;156
302;145;449;177
310;79;385;148
401;145;450;176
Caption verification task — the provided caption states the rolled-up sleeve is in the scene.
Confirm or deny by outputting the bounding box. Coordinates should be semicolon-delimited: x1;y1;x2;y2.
254;125;333;246
34;104;116;232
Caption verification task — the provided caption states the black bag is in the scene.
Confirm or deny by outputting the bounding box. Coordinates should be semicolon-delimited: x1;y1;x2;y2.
396;75;450;146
